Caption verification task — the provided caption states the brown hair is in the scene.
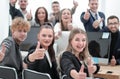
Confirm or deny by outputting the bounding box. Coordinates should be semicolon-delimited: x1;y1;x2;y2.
38;23;56;61
59;8;72;31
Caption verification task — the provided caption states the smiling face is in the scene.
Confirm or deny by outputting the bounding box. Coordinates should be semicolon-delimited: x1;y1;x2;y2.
61;9;72;23
71;33;87;54
12;29;27;43
18;0;28;10
52;2;60;14
37;28;54;49
88;0;98;13
37;8;46;22
11;17;30;44
107;18;119;33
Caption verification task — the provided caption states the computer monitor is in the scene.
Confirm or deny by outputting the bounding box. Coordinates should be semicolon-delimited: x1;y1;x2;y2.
87;32;111;65
20;26;40;51
0;66;18;79
22;69;51;79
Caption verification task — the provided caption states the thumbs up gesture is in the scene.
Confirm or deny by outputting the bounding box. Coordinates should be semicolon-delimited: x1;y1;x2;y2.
92;18;104;29
73;0;78;8
29;41;45;62
87;57;96;74
83;9;90;20
0;43;6;61
110;56;116;66
26;10;33;21
78;65;86;79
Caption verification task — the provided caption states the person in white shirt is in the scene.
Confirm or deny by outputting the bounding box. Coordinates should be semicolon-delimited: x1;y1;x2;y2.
18;0;32;21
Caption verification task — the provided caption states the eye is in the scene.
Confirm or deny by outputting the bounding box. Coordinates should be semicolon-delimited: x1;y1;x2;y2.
42;34;46;37
48;35;53;38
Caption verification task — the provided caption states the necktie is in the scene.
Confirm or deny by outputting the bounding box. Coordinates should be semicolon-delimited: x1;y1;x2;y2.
95;13;98;20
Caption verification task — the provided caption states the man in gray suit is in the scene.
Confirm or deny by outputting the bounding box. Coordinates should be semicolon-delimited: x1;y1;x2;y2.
0;17;30;79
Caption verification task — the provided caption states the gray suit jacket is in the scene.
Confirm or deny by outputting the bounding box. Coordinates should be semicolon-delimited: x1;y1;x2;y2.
0;37;23;79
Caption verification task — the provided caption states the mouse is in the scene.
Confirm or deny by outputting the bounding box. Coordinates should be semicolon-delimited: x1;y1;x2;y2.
106;71;113;73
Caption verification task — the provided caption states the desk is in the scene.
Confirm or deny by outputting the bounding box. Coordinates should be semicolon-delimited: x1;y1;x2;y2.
94;65;120;79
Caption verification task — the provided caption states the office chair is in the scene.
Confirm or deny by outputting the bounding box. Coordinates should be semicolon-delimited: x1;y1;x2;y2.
0;66;18;79
22;69;51;79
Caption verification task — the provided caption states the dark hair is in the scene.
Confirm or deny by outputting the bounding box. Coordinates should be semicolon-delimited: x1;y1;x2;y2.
89;0;98;2
107;15;119;23
88;40;101;57
35;7;48;26
39;24;55;61
52;1;59;5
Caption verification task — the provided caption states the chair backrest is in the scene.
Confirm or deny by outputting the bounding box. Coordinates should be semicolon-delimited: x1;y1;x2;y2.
22;69;51;79
0;66;18;79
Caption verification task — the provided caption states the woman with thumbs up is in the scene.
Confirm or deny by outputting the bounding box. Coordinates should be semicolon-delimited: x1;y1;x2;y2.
24;23;60;79
60;28;100;79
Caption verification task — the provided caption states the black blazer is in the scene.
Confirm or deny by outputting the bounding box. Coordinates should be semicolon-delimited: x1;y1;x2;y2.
60;51;100;79
101;27;120;65
24;44;60;79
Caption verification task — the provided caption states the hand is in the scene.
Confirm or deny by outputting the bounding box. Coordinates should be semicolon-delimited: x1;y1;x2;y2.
110;56;116;66
0;43;6;61
92;18;104;29
29;41;45;62
73;0;78;8
55;31;62;40
83;9;90;20
87;57;96;74
67;23;73;30
78;65;86;79
26;10;33;21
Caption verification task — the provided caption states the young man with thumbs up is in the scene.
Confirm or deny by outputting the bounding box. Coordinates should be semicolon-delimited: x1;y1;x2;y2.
0;17;30;79
18;0;33;21
80;0;105;32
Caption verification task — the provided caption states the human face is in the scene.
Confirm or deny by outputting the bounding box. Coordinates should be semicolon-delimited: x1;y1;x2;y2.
37;8;46;22
107;18;119;33
18;0;28;10
38;28;54;49
12;29;27;44
89;0;98;13
61;9;72;23
52;3;60;14
71;33;87;54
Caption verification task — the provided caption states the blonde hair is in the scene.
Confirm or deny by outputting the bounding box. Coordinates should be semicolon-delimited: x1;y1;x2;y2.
66;28;90;60
10;17;30;33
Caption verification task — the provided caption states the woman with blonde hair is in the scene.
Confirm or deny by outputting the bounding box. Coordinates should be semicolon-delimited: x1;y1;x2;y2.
60;28;100;79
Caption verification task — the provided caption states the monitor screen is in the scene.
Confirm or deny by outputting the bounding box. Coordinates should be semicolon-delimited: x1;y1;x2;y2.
20;27;40;51
87;32;111;65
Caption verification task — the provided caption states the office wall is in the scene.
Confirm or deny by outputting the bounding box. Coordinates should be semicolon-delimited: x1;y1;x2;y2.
104;0;120;19
0;0;9;43
0;0;120;43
